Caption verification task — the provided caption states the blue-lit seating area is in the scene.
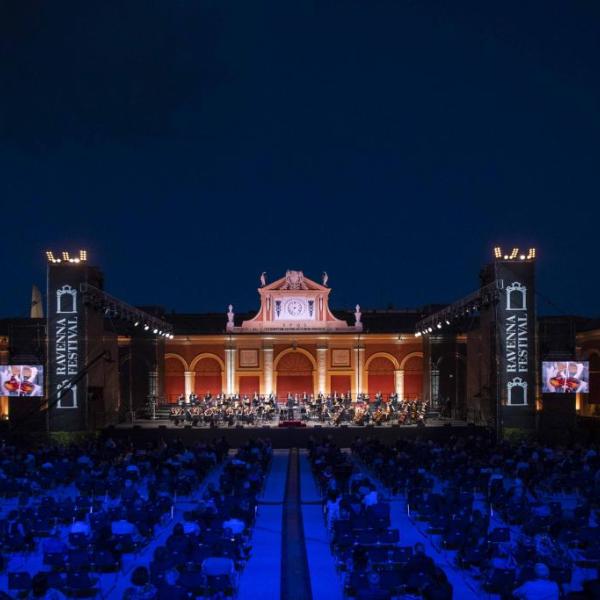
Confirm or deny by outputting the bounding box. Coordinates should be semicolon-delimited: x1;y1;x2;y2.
309;439;453;600
0;437;233;598
1;434;600;599
352;436;600;599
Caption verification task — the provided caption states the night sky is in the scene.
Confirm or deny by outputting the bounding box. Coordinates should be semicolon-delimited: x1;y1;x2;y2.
1;1;599;319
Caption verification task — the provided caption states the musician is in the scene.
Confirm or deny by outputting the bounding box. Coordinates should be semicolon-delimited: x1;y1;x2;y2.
390;393;399;410
177;393;185;407
344;392;351;408
204;391;212;402
189;392;198;405
286;394;294;420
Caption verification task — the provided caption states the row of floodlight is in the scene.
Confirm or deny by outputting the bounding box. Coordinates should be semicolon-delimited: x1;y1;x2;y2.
83;292;173;339
415;299;489;337
132;320;174;338
415;316;455;337
46;250;88;264
493;247;536;261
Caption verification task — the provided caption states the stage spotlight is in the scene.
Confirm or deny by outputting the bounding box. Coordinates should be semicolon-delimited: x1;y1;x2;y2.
427;327;433;333
445;319;450;325
415;332;421;337
153;329;158;334
436;323;442;329
134;321;139;327
144;324;149;331
519;255;525;260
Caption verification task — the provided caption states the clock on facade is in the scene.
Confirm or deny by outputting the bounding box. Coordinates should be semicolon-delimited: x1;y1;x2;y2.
285;299;306;317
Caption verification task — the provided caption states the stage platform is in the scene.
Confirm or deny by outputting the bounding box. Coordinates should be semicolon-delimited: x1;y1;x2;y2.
105;418;486;448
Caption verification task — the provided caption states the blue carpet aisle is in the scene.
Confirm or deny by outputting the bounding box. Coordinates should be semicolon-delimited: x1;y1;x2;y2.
299;451;344;600
281;449;312;600
238;449;289;600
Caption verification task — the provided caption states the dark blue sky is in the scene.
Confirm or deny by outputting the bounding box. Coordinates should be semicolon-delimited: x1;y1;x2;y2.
1;1;599;318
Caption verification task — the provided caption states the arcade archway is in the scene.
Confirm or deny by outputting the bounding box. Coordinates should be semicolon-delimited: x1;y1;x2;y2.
165;354;186;403
192;355;223;397
366;355;396;399
275;350;315;399
403;354;423;400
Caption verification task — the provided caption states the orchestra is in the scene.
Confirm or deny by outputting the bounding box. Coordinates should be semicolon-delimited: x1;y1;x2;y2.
168;390;428;428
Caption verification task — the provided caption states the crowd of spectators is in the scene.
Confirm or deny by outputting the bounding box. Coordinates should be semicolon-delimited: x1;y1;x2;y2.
309;437;452;600
352;435;600;599
130;438;272;599
0;435;229;598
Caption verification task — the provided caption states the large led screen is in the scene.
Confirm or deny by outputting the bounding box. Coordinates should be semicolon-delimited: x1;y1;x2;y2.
0;365;45;397
542;361;589;394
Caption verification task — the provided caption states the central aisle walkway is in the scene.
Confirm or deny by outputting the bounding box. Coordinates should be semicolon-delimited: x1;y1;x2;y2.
238;449;289;600
299;451;344;600
281;449;313;600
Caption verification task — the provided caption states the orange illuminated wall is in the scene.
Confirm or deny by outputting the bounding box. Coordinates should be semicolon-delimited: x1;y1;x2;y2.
330;375;351;396
276;352;313;399
194;357;222;397
165;358;185;403
239;376;260;397
404;355;423;400
367;356;395;399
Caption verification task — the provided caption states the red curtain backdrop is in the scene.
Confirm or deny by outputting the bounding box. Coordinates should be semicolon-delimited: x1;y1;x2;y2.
194;357;222;397
239;376;260;397
165;358;185;403
330;375;351;396
403;356;423;400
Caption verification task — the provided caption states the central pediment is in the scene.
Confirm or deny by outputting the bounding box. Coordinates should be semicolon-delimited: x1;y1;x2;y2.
229;270;362;333
263;270;327;292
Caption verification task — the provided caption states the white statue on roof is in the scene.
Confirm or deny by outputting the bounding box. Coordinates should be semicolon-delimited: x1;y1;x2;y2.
322;271;329;287
226;304;234;331
354;304;362;325
260;272;266;287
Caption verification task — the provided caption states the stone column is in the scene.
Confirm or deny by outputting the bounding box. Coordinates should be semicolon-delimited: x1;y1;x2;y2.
225;348;237;395
263;346;274;395
431;367;439;409
148;370;158;420
316;346;327;395
395;369;404;399
184;371;194;398
354;346;365;397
